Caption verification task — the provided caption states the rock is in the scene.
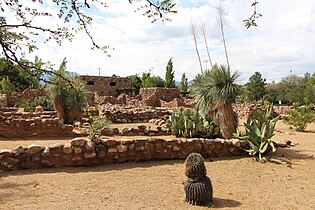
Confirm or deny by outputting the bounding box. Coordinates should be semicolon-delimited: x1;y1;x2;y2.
35;106;43;113
108;148;118;155
84;152;96;159
85;141;95;151
138;124;147;130
41;159;54;167
102;139;117;147
26;144;42;154
111;128;120;135
73;147;82;155
72;156;82;161
41;147;50;157
122;128;129;135
173;146;180;151
117;145;128;153
71;137;87;147
144;143;154;150
63;143;73;154
101;126;112;136
0;149;12;157
231;139;241;148
12;146;24;155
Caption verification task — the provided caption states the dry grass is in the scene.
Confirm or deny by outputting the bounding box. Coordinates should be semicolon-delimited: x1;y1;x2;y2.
0;121;314;209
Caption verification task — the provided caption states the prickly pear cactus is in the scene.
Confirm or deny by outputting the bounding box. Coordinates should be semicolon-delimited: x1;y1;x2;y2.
184;153;213;206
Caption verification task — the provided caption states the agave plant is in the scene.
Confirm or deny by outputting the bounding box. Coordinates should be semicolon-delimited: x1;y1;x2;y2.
235;105;279;162
184;153;213;206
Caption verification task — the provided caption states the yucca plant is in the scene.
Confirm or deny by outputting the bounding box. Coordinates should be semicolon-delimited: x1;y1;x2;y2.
165;108;219;138
184;153;213;206
235;105;279;162
191;64;240;139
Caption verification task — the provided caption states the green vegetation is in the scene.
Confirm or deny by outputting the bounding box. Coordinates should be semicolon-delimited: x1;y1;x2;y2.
89;116;111;137
164;57;176;88
16;96;54;112
129;74;142;96
180;73;188;92
191;64;240;139
185;153;206;181
49;58;87;124
283;103;315;132
141;73;165;88
235;106;278;162
165;108;220;138
246;71;266;102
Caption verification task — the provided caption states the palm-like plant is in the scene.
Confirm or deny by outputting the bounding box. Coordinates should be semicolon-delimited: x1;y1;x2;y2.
191;64;240;139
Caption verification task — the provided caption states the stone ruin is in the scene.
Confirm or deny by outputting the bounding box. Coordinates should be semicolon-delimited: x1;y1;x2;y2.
0;137;246;171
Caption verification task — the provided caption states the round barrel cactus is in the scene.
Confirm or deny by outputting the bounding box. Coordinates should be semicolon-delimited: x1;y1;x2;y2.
184;153;213;206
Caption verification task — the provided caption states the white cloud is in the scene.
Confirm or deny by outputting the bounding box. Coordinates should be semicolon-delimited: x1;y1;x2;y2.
4;0;315;83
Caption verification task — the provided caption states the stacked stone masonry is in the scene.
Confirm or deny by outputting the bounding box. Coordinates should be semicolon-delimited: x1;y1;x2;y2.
0;137;246;171
0;111;75;138
140;88;181;107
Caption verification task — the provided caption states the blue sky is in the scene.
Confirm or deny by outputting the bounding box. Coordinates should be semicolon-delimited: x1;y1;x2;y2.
8;0;315;83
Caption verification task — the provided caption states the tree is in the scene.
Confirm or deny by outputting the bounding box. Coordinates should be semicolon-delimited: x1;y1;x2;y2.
246;71;266;102
0;57;42;91
0;77;14;94
141;72;165;88
129;74;142;96
191;64;240;139
180;73;188;92
49;58;87;124
165;57;176;88
1;0;176;81
277;74;305;104
303;72;315;104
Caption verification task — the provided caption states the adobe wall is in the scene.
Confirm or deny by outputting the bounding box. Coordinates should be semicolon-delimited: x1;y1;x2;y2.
140;88;181;107
7;88;48;107
0;111;75;138
0;137;246;171
78;76;131;97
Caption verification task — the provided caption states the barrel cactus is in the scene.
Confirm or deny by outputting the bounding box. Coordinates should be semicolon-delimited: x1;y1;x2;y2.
184;153;213;206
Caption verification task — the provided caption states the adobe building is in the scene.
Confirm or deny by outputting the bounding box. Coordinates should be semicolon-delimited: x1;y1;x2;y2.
78;76;132;97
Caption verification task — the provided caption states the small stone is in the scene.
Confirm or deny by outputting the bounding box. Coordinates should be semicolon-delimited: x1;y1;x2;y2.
101;126;112;136
35;106;43;113
144;143;154;150
122;128;129;134
231;139;241;148
63;143;73;154
173;146;180;151
108;148;118;154
85;141;95;151
117;145;128;153
41;147;50;157
111;128;120;135
72;156;82;161
71;137;87;147
84;152;96;159
0;149;12;157
12;146;24;155
129;144;135;150
137;124;147;130
102;139;117;147
26;144;42;154
41;159;54;167
73;147;82;155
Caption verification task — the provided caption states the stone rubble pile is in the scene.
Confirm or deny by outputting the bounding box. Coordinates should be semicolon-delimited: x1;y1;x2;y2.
0;137;246;171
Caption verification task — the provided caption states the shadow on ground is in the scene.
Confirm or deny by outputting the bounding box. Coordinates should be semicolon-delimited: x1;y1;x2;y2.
212;197;241;208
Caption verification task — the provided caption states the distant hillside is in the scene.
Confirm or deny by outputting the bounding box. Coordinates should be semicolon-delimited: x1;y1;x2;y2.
175;80;193;86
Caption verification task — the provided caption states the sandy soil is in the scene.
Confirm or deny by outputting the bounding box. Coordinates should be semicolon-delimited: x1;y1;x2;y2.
0;121;315;210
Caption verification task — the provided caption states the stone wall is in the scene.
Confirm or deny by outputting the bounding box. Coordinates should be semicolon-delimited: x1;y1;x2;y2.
78;76;132;97
0;137;246;171
233;103;290;118
7;88;48;107
160;97;195;109
140;88;181;107
0;111;75;138
102;108;171;123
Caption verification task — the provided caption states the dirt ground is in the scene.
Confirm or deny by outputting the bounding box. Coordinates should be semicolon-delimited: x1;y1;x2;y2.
0;121;315;210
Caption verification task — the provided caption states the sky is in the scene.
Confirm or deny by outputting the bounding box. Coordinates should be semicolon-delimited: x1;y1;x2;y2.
5;0;315;83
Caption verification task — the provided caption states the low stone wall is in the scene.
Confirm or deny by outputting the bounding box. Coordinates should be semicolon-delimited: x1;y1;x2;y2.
0;137;246;171
7;88;48;107
140;88;181;107
0;111;75;138
160;97;195;109
102;108;171;123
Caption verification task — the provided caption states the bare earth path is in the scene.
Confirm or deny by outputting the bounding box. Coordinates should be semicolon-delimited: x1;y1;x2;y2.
0;121;315;210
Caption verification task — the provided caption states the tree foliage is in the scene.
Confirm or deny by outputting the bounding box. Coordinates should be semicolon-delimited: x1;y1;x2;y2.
142;73;165;88
164;57;175;88
246;71;266;102
180;73;188;92
129;74;142;96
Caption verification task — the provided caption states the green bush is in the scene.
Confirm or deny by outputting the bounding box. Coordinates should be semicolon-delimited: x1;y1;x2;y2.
283;103;315;132
235;105;278;162
89;116;111;137
165;108;220;138
16;96;54;112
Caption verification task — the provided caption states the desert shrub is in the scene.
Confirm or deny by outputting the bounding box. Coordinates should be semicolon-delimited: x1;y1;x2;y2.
16;96;54;112
165;108;220;138
89;116;111;137
283;103;315;132
235;105;278;162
